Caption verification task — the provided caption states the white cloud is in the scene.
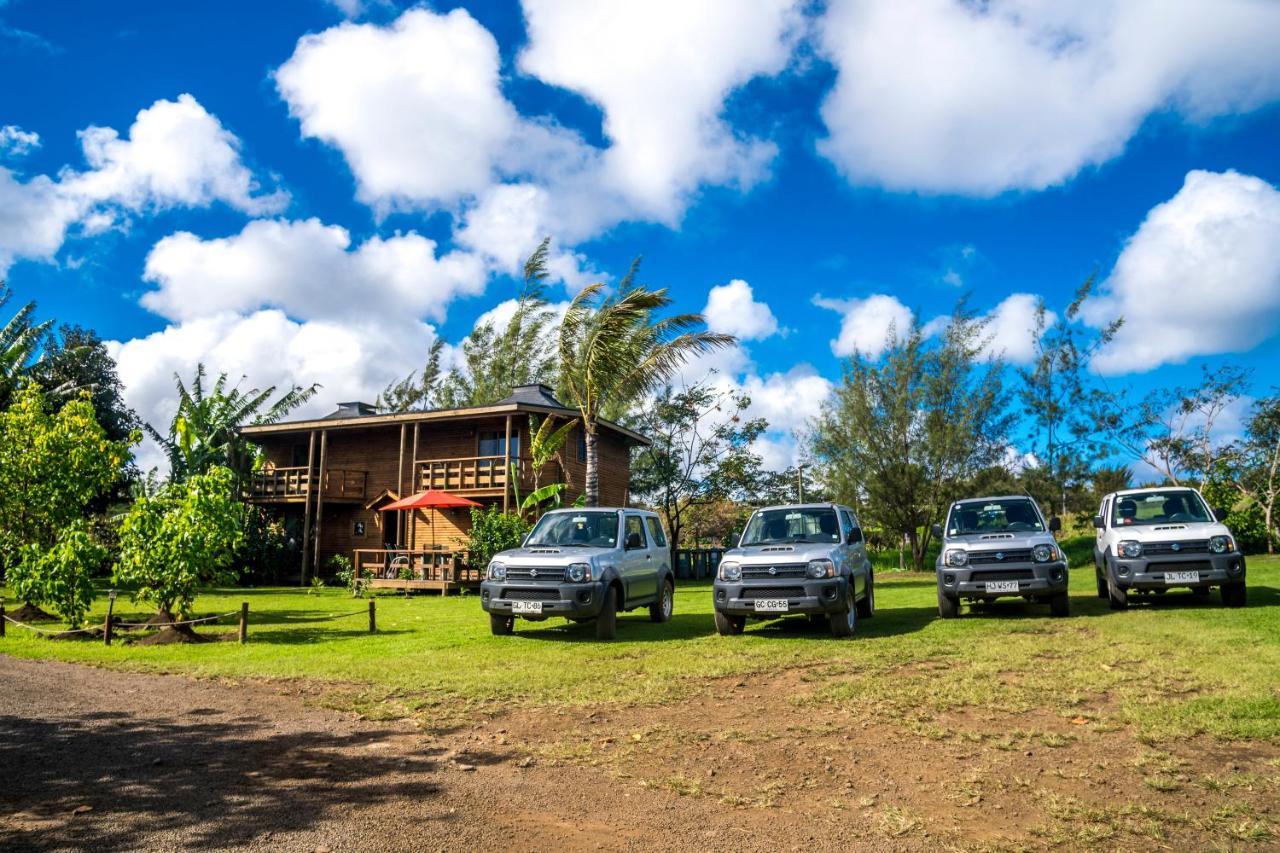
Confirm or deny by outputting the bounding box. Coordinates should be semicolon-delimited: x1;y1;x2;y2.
0;95;284;273
1084;170;1280;374
0;125;39;156
814;293;913;358
816;0;1280;195
703;279;779;341
925;293;1053;364
139;218;485;324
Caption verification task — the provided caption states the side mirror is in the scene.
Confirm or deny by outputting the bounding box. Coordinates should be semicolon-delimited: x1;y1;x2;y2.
625;532;643;550
847;528;863;544
1049;516;1062;533
1214;507;1228;522
930;523;943;540
1092;515;1104;529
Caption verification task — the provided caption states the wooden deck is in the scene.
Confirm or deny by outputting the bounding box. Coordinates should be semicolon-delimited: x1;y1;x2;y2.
248;467;368;503
414;455;562;496
353;548;484;595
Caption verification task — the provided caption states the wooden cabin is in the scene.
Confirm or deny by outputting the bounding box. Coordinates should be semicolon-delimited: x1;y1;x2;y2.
239;384;647;591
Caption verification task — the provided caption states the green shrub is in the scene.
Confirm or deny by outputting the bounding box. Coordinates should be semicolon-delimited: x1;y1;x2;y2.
465;506;531;568
7;521;105;626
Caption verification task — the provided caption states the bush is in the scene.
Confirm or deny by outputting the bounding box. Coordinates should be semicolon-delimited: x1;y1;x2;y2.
7;521;105;626
465;506;531;568
328;554;364;597
237;507;297;584
1203;475;1269;554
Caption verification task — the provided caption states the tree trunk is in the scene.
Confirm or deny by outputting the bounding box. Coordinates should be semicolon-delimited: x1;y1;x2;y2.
908;527;924;571
1266;503;1275;555
583;423;600;506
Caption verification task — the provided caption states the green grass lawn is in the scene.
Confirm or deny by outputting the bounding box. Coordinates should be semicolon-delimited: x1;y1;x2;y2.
4;550;1278;742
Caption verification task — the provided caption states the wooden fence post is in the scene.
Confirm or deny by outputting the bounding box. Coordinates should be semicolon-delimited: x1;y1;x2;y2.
1;604;5;638
238;602;249;644
103;591;116;646
368;599;376;633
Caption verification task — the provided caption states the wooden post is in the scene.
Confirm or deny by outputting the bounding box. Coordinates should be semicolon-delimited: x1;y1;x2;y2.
103;592;116;646
503;414;513;513
397;423;406;497
238;602;249;644
368;599;376;633
1;603;5;638
311;429;329;578
409;423;419;551
300;430;317;584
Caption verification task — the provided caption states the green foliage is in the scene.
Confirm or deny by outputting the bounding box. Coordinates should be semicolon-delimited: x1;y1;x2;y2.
1201;472;1268;553
236;507;297;585
0;282;52;407
377;339;444;413
146;364;317;483
8;522;105;626
558;259;735;505
465;506;531;567
1220;392;1280;553
509;413;578;518
31;324;142;445
114;466;246;616
328;554;363;597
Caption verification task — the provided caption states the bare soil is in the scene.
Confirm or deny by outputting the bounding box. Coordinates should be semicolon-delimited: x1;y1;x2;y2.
0;656;1275;852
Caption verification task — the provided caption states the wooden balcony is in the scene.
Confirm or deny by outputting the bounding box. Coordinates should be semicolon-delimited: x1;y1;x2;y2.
414;455;561;496
248;466;368;503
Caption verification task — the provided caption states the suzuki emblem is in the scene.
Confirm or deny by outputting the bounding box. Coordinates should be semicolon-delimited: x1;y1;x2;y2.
996;552;1005;561
1171;543;1181;552
768;566;777;576
529;568;539;578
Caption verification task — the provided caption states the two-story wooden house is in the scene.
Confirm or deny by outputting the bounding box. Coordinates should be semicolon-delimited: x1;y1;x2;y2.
239;384;647;588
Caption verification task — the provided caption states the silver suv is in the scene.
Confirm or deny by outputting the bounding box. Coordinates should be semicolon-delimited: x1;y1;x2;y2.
712;503;874;638
933;495;1069;618
480;507;674;640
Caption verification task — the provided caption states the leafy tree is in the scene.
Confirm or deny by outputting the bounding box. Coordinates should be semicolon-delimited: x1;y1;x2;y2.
115;466;246;620
376;339;444;413
630;379;766;561
0;282;51;407
465;505;531;567
558;260;735;505
812;306;1012;569
753;464;832;507
8;522;105;626
147;364;318;484
1019;277;1122;517
682;498;754;548
0;387;133;613
31;324;141;444
1222;392;1280;553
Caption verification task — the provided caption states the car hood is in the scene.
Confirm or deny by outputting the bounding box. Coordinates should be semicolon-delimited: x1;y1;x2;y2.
723;542;839;564
942;531;1057;551
1111;521;1232;541
492;545;620;567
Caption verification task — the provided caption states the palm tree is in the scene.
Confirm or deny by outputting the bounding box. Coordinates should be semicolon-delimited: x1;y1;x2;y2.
0;282;51;407
146;364;318;485
557;261;735;506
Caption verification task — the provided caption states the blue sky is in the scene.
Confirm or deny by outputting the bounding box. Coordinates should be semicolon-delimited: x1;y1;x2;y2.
2;0;1279;470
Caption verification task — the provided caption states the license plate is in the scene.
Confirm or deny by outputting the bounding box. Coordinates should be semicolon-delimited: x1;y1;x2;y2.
753;598;789;613
985;580;1020;594
1165;571;1200;584
512;600;543;614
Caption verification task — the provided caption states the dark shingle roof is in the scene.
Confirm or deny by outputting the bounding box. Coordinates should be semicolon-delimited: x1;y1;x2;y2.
495;384;566;408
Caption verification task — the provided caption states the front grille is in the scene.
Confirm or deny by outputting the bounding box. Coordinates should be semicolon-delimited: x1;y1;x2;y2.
504;566;565;582
501;588;562;601
740;586;806;599
1148;561;1213;575
969;569;1035;582
968;549;1033;565
742;563;807;579
1143;540;1210;556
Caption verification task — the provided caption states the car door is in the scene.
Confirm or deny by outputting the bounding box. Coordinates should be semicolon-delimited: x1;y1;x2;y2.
840;507;868;596
620;513;655;606
644;516;671;594
1095;496;1112;564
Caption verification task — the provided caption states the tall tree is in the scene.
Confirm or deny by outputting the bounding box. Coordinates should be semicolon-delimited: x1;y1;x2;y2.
1018;277;1122;517
558;260;735;506
812;306;1012;568
1224;392;1280;554
0;282;51;407
147;364;318;485
376;339;444;413
33;324;141;444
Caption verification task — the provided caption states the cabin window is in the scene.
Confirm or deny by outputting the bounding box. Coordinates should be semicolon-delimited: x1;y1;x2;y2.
291;443;310;467
478;430;520;459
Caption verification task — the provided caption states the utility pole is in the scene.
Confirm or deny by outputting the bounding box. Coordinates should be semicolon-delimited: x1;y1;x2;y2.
797;463;807;503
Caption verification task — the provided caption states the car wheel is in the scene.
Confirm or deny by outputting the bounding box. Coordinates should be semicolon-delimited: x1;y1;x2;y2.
649;578;673;623
1106;571;1128;611
1095;568;1108;599
714;610;744;635
1221;582;1247;608
489;613;514;636
596;586;618;640
856;573;875;618
937;587;960;619
1049;591;1070;617
829;588;857;638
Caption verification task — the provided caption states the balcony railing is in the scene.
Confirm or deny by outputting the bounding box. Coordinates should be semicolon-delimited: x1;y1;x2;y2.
248;466;367;502
414;455;561;495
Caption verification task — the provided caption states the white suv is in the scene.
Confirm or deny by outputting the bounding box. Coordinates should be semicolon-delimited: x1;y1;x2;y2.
1094;486;1246;609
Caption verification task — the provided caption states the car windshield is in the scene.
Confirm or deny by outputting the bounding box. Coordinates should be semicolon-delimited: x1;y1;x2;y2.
947;499;1044;534
524;511;619;548
1112;490;1211;526
740;508;841;546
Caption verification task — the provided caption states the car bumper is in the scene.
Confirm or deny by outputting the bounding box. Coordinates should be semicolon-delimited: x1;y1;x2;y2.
713;577;850;617
480;580;605;619
937;561;1068;599
1109;552;1246;590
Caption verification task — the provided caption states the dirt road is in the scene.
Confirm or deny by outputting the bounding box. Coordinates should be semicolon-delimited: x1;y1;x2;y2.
0;656;1274;851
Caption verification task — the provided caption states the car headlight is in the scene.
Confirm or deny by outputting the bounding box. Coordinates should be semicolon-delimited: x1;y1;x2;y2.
807;559;836;579
1032;544;1056;563
945;549;969;567
1118;540;1142;559
487;561;507;580
567;562;592;582
1209;535;1233;554
718;561;741;581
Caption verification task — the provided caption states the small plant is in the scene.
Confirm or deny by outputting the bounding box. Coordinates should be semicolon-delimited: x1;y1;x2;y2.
396;562;414;598
465;506;531;568
308;575;326;594
328;554;364;598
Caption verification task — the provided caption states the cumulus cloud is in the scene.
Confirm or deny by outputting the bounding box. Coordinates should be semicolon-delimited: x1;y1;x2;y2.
816;0;1280;195
922;293;1052;364
702;279;779;341
1084;170;1280;374
0;95;284;273
814;293;913;358
0;125;39;157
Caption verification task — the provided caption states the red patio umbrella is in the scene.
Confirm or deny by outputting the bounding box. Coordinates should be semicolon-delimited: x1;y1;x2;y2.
379;489;481;549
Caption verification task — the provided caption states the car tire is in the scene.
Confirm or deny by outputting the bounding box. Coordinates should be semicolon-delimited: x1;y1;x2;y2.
714;610;744;635
596;586;618;640
1049;591;1070;617
1106;571;1128;611
829;588;857;638
1095;568;1108;599
489;613;514;636
937;587;960;619
1221;582;1247;608
649;578;673;623
856;573;875;619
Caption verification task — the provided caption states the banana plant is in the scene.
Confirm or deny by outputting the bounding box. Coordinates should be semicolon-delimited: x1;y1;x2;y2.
509;413;578;519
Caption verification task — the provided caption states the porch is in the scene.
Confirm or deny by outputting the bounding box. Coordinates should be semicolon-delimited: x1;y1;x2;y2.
353;548;485;596
414;455;561;497
248;467;368;503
